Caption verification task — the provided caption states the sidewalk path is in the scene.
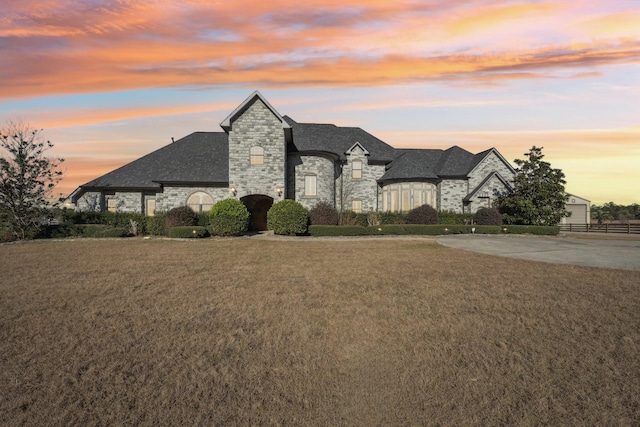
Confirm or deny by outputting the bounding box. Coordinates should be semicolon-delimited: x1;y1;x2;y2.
436;234;640;271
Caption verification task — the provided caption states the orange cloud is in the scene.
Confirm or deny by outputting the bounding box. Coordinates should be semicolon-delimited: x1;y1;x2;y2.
2;1;640;99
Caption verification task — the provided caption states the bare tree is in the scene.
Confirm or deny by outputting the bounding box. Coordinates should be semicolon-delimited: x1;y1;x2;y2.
0;121;64;239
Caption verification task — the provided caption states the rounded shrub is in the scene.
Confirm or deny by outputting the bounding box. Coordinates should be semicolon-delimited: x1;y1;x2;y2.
209;198;250;236
309;200;338;225
474;207;503;226
267;199;310;235
165;206;197;230
406;204;438;224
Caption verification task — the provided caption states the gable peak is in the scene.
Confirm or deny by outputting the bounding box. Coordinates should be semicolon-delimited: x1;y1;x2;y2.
220;90;291;132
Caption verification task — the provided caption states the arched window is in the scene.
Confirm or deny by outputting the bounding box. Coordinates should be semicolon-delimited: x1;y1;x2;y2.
250;146;264;165
186;191;214;213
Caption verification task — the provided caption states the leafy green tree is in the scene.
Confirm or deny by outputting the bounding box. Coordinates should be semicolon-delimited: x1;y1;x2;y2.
497;146;568;225
591;202;640;223
0;121;64;239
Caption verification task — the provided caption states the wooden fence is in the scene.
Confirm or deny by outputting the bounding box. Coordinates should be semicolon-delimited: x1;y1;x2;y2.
560;223;640;234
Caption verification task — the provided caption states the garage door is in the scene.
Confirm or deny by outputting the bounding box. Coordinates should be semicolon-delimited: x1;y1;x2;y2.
565;204;587;224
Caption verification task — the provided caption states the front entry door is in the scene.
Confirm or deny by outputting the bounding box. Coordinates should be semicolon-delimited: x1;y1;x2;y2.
241;195;274;231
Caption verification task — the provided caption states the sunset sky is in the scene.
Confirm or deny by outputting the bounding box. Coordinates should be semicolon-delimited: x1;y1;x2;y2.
1;0;639;205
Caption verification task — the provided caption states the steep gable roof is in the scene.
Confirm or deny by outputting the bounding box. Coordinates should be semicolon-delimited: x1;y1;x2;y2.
74;132;228;200
220;90;291;133
435;146;477;177
284;116;396;162
468;147;516;176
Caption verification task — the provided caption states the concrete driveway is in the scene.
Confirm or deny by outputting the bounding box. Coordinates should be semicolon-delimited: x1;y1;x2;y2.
436;234;640;271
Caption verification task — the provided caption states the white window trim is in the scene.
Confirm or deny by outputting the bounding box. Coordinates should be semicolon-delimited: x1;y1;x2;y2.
304;174;317;197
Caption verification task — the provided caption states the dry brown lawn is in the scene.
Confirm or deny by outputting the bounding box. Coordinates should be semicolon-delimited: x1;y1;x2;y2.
1;237;639;426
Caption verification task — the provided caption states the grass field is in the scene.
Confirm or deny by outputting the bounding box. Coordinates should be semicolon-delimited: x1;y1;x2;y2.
1;237;639;426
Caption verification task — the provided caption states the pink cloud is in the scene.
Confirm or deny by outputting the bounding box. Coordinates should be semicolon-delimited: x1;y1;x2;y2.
2;1;639;99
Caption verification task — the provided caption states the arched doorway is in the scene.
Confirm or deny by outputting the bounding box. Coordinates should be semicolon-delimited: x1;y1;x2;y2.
240;195;274;231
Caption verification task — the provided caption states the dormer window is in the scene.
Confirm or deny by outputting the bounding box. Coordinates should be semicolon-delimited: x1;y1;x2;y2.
352;160;362;179
250;146;264;165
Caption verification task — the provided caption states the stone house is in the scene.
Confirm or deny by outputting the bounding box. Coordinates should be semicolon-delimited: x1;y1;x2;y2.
70;91;516;229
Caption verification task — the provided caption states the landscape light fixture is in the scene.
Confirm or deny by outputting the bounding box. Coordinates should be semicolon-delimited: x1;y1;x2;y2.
276;186;283;197
229;186;237;196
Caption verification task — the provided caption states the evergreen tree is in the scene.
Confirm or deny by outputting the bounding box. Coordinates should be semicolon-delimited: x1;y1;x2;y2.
0;121;64;239
498;146;568;225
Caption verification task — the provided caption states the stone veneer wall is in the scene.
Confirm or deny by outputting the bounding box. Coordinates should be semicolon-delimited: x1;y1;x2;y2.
287;153;336;210
75;191;103;211
468;151;514;190
338;147;384;212
155;187;230;212
438;180;468;213
228;99;285;201
465;175;508;213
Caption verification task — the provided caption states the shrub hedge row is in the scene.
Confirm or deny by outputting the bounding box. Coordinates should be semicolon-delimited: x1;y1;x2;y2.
167;226;209;238
308;225;559;236
47;207;558;239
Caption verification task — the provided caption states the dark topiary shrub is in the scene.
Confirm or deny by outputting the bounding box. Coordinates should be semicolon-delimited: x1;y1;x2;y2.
165;206;197;229
474;207;503;226
168;226;208;238
267;200;310;235
209;199;250;236
309;200;338;225
406;204;438;224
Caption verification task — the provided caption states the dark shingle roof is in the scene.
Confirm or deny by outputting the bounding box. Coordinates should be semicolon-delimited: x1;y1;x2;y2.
379;149;442;181
434;146;478;177
80;132;229;190
380;145;482;182
284;116;397;162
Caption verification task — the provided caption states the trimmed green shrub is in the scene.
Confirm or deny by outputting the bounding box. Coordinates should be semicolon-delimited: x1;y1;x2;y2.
77;224;110;237
209;199;250;236
438;210;473;225
376;224;409;235
99;227;129;238
474;207;502;226
501;225;560;235
99;212;146;235
42;222;81;238
380;211;407;224
267;200;310;235
406;204;438;224
196;212;211;227
146;214;166;236
309;225;369;236
168;226;209;238
309;200;338;225
165;206;197;229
